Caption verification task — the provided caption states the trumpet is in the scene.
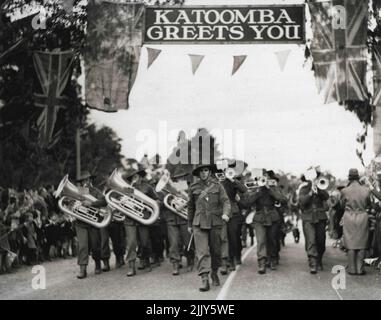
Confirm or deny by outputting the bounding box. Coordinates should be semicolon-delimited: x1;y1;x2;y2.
105;169;160;225
314;177;329;191
215;167;236;182
245;176;277;189
55;175;112;228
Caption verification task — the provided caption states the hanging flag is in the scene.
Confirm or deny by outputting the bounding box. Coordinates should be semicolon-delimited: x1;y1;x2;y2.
33;50;74;147
232;55;247;76
85;1;145;111
373;45;381;107
274;50;291;72
372;45;381;156
308;0;368;104
146;47;162;69
189;54;205;75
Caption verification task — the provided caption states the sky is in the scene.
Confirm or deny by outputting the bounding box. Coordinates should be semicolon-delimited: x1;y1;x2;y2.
89;0;374;179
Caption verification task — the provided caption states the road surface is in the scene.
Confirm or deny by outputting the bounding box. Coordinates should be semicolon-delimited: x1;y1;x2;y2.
0;230;380;300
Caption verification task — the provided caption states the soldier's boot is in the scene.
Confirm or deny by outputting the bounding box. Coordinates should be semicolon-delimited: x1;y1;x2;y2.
211;270;220;286
77;265;87;279
317;257;323;271
258;259;266;274
250;236;254;246
145;258;152;272
126;261;136;277
138;258;146;270
309;258;318;274
199;274;210;292
220;258;228;275
242;239;247;248
235;256;242;266
102;259;111;272
187;256;194;272
270;259;277;271
229;258;236;272
94;260;102;275
172;262;180;276
115;256;124;269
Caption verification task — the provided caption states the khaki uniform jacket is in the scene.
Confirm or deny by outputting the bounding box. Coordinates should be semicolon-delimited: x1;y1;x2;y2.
240;186;285;226
187;177;231;229
298;182;329;223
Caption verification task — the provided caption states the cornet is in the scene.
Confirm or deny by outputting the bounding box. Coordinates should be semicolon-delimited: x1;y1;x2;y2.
55;175;112;228
105;169;160;225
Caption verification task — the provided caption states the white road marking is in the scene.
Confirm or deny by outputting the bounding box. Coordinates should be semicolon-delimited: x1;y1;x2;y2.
216;242;256;300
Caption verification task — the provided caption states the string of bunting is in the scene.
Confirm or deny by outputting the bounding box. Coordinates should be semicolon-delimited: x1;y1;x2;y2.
145;47;292;75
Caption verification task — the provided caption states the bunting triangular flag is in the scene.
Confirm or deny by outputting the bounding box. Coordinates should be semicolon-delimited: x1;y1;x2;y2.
232;55;247;76
274;50;291;71
189;54;204;75
146;47;162;69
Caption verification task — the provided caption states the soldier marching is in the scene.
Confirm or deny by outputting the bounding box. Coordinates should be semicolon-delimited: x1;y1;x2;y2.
44;155;381;290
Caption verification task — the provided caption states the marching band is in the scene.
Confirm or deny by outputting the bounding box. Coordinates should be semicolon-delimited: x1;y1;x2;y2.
53;159;381;291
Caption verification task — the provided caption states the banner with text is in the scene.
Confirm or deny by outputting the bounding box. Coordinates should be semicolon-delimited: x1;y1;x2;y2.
144;5;305;44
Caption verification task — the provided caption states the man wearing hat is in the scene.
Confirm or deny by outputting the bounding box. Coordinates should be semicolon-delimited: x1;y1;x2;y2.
158;167;195;275
188;163;231;292
123;164;159;276
76;171;106;279
298;168;329;274
240;169;286;274
217;160;247;274
341;169;372;275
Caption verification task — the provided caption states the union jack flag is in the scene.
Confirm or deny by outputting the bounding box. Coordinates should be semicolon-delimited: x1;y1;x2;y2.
308;0;368;104
33;50;74;147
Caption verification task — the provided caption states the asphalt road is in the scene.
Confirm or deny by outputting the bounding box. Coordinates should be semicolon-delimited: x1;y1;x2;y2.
0;229;380;300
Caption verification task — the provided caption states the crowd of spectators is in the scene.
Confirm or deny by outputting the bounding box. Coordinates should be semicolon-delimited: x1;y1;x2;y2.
0;186;77;274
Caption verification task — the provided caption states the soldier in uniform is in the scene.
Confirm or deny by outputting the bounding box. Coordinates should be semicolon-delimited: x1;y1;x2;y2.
100;204;126;271
123;165;159;276
76;171;107;279
217;161;247;273
188;164;231;292
298;169;329;274
158;169;195;275
240;169;286;274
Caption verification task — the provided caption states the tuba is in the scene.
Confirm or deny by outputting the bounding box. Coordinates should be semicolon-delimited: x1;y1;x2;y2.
105;169;160;225
54;175;112;228
156;169;188;220
164;194;188;220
